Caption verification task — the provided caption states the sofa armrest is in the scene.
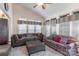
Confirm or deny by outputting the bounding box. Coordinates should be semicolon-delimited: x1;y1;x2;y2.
43;36;47;41
11;35;21;47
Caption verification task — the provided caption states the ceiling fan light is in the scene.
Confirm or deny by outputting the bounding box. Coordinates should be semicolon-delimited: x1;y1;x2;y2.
37;3;43;6
33;3;48;9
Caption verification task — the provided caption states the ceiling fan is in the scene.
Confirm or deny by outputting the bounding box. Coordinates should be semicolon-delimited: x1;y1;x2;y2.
33;3;49;9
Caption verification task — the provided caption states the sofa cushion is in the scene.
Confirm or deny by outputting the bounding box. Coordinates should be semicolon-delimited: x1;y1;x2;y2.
60;36;68;45
17;34;22;39
47;34;55;40
53;35;61;43
15;35;19;40
48;34;55;40
25;36;38;41
22;34;27;37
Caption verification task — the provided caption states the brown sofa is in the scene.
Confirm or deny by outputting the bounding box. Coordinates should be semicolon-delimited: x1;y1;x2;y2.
11;33;44;48
45;34;77;56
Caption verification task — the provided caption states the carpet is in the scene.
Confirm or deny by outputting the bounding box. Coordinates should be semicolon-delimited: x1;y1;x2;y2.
9;45;63;56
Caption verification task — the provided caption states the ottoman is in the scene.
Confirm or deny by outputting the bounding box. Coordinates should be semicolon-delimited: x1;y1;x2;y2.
26;40;45;56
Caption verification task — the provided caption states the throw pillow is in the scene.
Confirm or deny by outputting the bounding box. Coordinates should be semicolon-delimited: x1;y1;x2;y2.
53;35;61;43
60;36;68;45
15;35;19;40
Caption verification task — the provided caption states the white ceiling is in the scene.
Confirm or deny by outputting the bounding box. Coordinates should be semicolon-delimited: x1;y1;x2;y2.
19;3;79;19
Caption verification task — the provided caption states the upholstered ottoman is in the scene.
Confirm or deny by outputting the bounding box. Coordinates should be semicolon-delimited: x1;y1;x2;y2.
26;40;45;56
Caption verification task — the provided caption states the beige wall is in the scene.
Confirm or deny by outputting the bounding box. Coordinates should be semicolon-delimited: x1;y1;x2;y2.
12;4;45;34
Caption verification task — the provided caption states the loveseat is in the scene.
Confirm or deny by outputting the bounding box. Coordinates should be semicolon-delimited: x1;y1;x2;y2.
45;34;77;56
11;33;44;48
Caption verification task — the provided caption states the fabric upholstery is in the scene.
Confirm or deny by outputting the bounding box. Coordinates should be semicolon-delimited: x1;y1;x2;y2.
67;37;77;44
17;34;22;39
11;33;44;47
26;40;45;55
53;35;61;43
45;34;77;56
60;36;69;45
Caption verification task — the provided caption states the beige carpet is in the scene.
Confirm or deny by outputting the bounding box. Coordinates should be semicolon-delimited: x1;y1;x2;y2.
9;45;64;56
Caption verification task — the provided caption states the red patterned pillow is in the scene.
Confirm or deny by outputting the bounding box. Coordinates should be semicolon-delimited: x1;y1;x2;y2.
53;35;61;43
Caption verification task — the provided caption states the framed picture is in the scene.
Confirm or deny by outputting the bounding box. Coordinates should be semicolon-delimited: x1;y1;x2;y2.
4;3;9;11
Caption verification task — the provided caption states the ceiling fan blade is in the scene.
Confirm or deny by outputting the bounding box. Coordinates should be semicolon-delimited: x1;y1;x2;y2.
33;4;38;8
42;4;47;9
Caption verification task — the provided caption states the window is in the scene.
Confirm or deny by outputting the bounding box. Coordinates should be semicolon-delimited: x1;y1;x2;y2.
28;24;34;33
18;18;27;34
52;24;56;34
72;12;79;41
51;20;56;34
59;22;70;36
18;18;42;33
18;24;27;34
72;20;79;41
45;20;50;36
35;24;41;33
46;25;50;36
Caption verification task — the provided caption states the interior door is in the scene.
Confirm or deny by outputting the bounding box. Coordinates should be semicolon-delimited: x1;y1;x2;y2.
0;18;8;44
